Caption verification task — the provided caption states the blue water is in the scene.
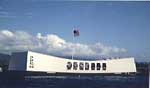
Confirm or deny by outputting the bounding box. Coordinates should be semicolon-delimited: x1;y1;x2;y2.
0;75;148;88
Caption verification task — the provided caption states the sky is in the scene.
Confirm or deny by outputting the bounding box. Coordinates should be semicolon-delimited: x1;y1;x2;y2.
0;1;150;62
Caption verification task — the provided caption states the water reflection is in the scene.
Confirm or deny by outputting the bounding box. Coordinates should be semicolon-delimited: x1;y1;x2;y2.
0;75;148;88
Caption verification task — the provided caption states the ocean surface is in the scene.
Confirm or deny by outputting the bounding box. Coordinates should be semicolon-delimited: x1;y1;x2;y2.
0;75;148;88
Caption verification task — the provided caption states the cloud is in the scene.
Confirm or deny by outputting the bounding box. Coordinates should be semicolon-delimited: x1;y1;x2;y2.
0;30;127;59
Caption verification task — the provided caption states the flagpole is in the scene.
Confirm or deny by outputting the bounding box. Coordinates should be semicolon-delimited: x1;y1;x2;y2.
72;28;79;60
72;29;74;60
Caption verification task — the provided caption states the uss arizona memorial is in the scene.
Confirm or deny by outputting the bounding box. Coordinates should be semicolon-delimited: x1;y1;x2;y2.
8;51;136;74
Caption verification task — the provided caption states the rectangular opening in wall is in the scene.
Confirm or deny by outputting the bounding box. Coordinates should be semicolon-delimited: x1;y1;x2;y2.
91;63;95;70
85;62;89;70
79;62;84;70
73;62;78;70
102;63;106;70
97;63;101;70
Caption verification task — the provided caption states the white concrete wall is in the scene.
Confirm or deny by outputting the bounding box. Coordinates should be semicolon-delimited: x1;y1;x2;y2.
106;58;136;73
25;51;136;73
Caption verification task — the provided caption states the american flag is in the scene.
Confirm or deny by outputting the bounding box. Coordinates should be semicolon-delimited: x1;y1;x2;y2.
73;29;79;37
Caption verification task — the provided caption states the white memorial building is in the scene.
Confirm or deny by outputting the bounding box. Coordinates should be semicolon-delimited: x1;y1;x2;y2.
8;51;136;74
